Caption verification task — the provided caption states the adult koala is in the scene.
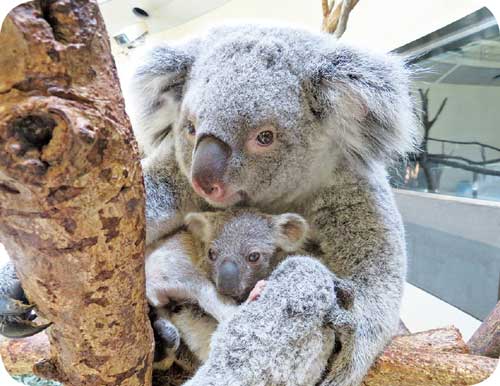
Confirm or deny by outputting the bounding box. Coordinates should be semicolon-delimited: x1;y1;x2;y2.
131;24;419;385
0;24;419;385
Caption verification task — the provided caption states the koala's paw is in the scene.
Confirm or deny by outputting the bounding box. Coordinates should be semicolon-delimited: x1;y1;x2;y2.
0;276;51;338
247;280;267;302
153;318;181;363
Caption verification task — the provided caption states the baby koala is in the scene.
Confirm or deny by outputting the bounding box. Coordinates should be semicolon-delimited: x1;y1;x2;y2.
146;209;309;363
183;256;353;386
185;209;309;302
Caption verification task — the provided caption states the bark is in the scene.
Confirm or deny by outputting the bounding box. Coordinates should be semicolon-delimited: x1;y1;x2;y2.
468;301;500;358
391;326;469;353
0;1;153;385
362;327;497;386
3;327;496;386
0;334;50;376
321;0;359;37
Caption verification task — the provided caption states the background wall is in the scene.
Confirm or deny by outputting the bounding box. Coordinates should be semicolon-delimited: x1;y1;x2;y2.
113;0;491;52
395;189;500;320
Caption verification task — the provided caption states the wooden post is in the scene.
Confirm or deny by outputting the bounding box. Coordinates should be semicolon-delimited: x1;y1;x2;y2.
0;1;153;385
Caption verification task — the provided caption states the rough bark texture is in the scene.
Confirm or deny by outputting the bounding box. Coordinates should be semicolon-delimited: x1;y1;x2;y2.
3;327;497;386
362;327;498;386
391;326;469;353
468;301;500;358
0;334;50;376
0;1;153;385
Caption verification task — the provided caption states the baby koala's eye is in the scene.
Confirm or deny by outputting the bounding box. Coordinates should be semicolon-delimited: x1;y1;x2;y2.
256;130;273;146
208;248;217;262
186;121;196;136
247;252;261;263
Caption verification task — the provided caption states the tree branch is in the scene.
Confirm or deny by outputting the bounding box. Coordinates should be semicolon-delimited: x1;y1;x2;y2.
428;153;500;166
3;327;496;386
428;138;500;153
321;0;359;38
363;327;497;386
467;301;500;358
0;1;153;385
428;97;448;127
426;156;500;177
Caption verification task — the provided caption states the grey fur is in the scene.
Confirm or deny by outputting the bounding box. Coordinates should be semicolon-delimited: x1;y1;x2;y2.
147;209;309;363
128;23;418;386
183;256;349;386
0;23;419;385
185;209;309;301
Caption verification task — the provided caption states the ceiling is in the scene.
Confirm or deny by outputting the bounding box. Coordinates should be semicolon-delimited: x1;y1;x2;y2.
98;0;232;36
416;37;500;87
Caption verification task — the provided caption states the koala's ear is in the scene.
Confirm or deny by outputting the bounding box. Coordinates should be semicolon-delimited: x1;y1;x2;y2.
185;212;211;242
127;42;197;155
309;44;421;168
273;213;308;252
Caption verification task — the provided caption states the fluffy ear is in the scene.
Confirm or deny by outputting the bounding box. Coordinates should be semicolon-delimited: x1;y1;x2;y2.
273;213;309;252
185;212;212;243
309;44;421;168
127;42;197;155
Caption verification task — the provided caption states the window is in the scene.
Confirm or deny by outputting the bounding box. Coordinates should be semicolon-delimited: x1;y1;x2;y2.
390;7;500;202
390;7;500;321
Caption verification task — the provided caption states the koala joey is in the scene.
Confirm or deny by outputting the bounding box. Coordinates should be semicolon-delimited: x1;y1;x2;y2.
184;255;354;386
147;208;309;363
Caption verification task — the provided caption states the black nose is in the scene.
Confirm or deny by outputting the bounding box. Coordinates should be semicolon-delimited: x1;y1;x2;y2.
192;136;231;198
217;260;240;296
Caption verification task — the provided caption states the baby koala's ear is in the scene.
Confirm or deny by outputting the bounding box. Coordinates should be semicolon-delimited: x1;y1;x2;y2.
273;213;309;252
185;212;212;243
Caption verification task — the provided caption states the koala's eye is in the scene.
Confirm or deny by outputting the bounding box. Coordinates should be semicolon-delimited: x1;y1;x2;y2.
208;248;217;262
247;252;261;263
256;130;274;146
186;121;196;136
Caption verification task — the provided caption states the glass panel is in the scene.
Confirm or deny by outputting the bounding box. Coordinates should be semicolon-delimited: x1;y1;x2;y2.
390;7;500;202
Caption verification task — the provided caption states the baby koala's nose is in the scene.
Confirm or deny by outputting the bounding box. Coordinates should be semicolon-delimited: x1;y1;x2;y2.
217;260;240;297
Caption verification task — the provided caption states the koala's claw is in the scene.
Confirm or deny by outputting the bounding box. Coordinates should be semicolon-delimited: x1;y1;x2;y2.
0;317;51;339
154;319;181;350
0;297;35;316
0;297;51;338
153;318;181;364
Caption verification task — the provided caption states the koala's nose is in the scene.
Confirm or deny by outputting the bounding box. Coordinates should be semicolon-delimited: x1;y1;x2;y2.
217;260;240;297
191;135;231;200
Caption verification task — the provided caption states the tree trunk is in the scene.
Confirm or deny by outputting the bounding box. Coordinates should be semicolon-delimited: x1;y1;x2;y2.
0;1;153;385
468;301;500;358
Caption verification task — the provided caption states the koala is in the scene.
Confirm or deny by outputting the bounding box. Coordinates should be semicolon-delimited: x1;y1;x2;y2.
0;263;50;338
185;209;309;302
0;24;419;386
148;209;309;363
183;255;353;386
